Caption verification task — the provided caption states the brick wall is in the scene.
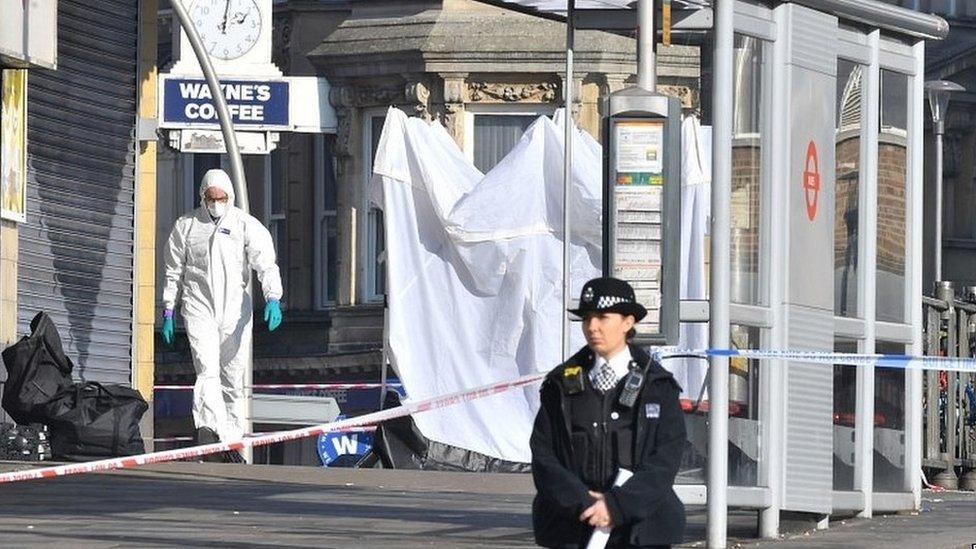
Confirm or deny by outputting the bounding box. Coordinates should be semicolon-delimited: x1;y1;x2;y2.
731;141;761;301
877;141;908;277
834;135;860;269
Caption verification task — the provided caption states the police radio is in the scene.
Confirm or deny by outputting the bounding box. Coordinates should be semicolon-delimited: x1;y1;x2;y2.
617;360;647;408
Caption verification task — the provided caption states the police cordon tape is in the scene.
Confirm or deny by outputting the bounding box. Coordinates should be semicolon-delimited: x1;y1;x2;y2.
0;371;547;484
152;426;378;444
3;346;974;484
694;347;976;374
153;383;403;391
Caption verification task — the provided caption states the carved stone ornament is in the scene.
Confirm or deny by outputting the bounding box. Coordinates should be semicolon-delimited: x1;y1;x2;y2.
468;82;558;103
657;84;696;109
329;84;405;109
405;81;432;120
333;108;353;158
272;13;293;74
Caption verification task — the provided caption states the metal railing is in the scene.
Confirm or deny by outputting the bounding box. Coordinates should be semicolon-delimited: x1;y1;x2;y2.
922;281;976;490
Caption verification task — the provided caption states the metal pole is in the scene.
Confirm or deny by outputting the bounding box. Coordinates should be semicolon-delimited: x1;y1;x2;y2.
934;126;944;282
170;0;253;463
708;0;733;547
562;0;575;362
637;0;656;91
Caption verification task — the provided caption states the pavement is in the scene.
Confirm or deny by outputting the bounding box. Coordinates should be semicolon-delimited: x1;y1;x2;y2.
0;462;972;548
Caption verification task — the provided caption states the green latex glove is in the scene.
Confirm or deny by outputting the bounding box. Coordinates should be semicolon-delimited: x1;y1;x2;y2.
264;300;282;332
161;315;175;347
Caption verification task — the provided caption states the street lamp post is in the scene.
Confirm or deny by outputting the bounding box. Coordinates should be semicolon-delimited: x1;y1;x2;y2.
925;80;965;284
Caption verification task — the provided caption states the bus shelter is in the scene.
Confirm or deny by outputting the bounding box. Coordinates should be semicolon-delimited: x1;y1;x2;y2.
480;1;947;547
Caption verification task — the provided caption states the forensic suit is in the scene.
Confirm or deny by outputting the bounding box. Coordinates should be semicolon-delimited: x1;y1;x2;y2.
162;170;282;443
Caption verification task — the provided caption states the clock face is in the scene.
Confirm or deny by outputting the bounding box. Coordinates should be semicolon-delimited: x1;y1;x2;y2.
190;0;263;61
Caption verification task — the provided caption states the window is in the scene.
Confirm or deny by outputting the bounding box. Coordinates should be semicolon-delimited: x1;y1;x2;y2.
835;60;863;318
472;114;537;172
364;114;386;301
730;34;767;306
267;150;287;299
833;337;859;491
876;70;909;323
874;340;907;492
729;323;762;487
314;135;339;308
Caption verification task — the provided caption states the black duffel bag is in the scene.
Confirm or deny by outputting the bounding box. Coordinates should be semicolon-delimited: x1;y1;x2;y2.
44;381;147;461
1;312;74;424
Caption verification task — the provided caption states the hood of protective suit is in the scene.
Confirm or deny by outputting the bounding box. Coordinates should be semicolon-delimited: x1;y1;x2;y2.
199;169;236;206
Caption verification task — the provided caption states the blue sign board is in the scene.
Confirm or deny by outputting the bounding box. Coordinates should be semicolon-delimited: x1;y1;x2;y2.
162;78;289;128
318;430;374;467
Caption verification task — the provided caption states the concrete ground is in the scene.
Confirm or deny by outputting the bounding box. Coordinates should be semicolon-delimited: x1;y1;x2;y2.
0;462;971;548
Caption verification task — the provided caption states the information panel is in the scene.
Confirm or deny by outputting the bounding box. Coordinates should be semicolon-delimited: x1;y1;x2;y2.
612;120;666;334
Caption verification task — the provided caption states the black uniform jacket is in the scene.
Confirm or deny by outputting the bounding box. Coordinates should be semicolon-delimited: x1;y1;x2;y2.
530;344;686;548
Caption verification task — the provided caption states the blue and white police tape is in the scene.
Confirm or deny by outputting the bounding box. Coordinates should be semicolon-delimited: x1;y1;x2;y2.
652;346;976;374
1;346;970;484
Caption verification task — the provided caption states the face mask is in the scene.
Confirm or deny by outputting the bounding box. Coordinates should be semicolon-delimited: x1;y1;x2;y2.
207;201;228;218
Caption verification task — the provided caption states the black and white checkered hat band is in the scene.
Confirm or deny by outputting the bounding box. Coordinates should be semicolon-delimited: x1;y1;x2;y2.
596;295;631;309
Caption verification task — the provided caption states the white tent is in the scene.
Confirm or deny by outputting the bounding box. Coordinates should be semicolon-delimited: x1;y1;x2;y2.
374;107;710;462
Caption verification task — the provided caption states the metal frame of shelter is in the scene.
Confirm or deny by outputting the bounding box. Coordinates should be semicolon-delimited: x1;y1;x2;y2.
478;1;948;548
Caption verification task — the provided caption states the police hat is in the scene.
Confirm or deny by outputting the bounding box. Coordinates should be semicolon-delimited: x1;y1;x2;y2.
567;277;647;322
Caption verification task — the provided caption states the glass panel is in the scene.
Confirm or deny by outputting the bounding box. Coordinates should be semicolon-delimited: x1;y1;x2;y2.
729;324;762;487
833;338;859;490
318;136;338;306
731;34;764;305
270;149;284;215
877;70;909;323
835;60;862;317
369;116;387;299
370;210;386;297
326;216;338;303
323;137;338;212
874;341;907;492
674;339;708;485
371;116;385;169
473;114;536;173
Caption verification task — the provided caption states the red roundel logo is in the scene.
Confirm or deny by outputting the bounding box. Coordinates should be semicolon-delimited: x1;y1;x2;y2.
803;140;821;221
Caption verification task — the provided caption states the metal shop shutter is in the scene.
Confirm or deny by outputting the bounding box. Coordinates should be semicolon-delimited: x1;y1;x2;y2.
19;0;138;384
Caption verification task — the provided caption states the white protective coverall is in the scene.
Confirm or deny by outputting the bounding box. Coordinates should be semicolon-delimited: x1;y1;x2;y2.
162;169;283;442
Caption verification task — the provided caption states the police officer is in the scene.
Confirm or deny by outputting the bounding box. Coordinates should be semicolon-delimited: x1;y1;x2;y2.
531;277;686;548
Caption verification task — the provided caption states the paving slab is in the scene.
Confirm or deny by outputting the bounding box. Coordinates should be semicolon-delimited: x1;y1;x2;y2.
740;490;976;549
0;463;970;548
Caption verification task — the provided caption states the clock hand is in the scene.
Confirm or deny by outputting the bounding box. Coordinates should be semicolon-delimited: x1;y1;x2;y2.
221;0;231;34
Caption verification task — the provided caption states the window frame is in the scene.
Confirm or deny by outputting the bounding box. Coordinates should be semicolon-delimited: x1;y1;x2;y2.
360;110;388;303
265;151;286;300
833;56;869;322
313;134;338;309
463;103;556;169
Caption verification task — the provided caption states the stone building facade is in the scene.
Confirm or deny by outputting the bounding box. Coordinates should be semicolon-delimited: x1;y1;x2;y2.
153;0;702;399
304;0;699;371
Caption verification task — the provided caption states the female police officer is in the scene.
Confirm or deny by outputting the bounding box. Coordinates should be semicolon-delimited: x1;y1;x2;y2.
531;277;686;548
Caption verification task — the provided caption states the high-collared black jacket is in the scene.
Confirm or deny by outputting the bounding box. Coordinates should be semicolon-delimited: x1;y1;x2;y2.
530;344;686;548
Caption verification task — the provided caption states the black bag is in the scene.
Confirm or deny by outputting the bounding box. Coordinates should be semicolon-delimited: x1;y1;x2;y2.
44;381;147;461
1;312;74;424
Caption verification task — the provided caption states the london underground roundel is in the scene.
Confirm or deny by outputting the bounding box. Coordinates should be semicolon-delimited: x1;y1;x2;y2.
803;140;821;221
